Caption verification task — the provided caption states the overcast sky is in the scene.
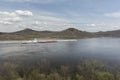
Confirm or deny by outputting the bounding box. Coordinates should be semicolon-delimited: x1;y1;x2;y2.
0;0;120;32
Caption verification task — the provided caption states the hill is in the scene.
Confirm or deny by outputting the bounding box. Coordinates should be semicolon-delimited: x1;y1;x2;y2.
95;29;120;37
1;28;120;40
0;28;94;40
55;28;94;38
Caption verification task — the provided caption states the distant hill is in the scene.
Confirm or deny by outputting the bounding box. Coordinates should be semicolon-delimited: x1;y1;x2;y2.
95;29;120;37
55;28;94;38
13;28;54;34
13;28;39;34
1;28;120;40
0;28;94;40
0;32;4;35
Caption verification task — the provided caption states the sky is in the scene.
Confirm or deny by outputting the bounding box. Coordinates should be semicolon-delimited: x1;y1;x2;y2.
0;0;120;32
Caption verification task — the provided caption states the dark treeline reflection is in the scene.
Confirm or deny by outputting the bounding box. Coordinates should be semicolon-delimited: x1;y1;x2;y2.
0;58;120;80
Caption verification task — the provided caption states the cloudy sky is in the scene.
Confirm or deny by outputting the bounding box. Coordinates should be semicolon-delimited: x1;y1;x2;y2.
0;0;120;32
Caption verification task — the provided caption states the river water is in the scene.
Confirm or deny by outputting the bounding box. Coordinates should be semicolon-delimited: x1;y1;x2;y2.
0;38;120;65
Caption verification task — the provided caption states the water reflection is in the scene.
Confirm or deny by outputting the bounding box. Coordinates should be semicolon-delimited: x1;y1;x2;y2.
0;38;120;63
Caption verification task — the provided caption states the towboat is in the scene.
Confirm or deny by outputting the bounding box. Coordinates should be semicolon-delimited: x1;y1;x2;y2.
39;40;57;43
21;39;77;44
21;39;39;44
21;39;57;44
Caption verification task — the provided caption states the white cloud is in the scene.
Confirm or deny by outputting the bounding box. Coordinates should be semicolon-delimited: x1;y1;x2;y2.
104;12;120;18
0;10;33;32
0;21;13;25
0;10;33;17
32;21;48;27
15;10;33;16
4;17;22;22
79;24;120;32
36;15;69;23
0;10;32;25
2;10;120;32
0;10;72;32
90;24;96;27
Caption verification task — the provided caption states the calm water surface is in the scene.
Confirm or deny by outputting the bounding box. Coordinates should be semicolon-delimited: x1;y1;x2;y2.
0;38;120;64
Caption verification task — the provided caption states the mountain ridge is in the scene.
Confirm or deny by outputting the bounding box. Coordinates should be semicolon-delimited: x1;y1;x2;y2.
0;28;94;40
0;28;120;40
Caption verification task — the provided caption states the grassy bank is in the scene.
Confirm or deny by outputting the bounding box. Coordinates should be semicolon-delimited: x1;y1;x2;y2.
0;59;119;80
